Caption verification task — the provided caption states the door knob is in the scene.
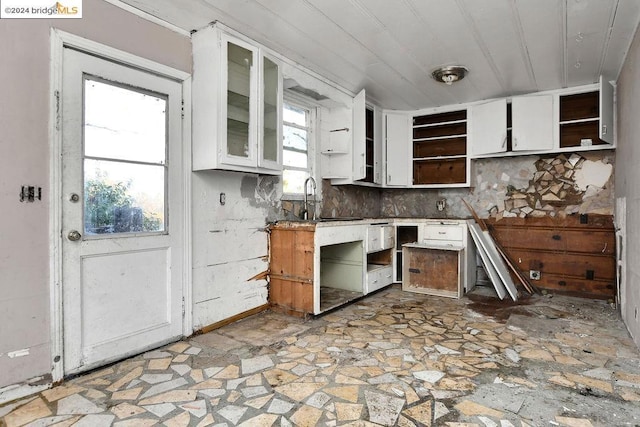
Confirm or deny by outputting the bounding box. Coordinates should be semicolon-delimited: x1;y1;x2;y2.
67;230;82;241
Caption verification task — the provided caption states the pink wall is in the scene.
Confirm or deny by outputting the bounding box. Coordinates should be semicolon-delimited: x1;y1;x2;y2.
0;0;191;389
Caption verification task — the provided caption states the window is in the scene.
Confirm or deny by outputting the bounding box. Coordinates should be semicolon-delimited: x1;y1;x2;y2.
83;77;167;235
282;101;314;195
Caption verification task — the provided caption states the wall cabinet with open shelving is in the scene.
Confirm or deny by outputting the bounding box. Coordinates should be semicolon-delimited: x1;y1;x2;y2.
412;110;469;186
558;76;614;149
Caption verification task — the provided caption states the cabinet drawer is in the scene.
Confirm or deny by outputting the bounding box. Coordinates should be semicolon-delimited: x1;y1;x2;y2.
367;225;394;253
367;265;393;293
422;225;464;242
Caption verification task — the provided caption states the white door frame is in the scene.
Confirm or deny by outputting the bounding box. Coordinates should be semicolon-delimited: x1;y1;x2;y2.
49;28;192;383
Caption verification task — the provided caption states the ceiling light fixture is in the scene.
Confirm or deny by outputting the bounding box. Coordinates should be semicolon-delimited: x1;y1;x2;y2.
431;65;469;85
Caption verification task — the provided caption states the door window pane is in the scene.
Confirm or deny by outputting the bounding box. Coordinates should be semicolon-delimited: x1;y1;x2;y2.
83;78;167;236
84;160;165;234
84;79;166;164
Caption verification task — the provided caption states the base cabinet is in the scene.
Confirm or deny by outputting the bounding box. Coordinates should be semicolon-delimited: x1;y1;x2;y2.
486;215;616;299
393;219;475;293
402;244;464;298
269;220;394;317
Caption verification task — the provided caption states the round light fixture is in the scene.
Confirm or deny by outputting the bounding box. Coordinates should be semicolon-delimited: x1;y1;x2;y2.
431;65;469;85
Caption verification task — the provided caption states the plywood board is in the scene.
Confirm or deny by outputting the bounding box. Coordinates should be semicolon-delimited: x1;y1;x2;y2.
401;244;463;299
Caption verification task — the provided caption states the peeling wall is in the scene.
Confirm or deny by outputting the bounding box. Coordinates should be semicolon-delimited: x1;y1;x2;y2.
0;0;191;391
377;152;614;220
615;23;640;348
192;172;283;329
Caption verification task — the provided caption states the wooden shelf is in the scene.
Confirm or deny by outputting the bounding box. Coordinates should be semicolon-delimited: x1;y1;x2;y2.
412;109;468;186
559;90;605;148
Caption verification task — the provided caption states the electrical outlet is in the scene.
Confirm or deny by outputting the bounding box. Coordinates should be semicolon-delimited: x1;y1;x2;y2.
529;270;541;280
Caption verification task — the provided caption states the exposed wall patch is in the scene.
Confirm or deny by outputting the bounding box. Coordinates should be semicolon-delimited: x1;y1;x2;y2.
8;349;30;358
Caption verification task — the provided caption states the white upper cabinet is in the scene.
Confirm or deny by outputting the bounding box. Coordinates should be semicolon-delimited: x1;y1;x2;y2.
557;78;615;150
470;95;554;156
354;98;384;186
384;112;410;186
322;88;385;186
599;76;614;144
352;89;367;181
192;24;282;174
470;98;507;156
320;105;352;182
511;95;554;152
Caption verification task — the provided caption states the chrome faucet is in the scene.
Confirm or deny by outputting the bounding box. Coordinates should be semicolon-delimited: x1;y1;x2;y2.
303;176;317;220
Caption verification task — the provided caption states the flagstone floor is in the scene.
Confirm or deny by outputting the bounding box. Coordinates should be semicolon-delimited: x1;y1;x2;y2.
2;285;640;427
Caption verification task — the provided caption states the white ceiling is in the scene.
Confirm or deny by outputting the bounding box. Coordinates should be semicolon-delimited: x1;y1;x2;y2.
117;0;640;110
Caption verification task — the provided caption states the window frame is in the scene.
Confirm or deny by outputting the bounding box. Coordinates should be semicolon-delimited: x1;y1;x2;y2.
281;93;318;200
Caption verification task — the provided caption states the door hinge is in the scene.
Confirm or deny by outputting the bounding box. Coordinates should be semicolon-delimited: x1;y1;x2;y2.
181;99;185;119
182;296;185;317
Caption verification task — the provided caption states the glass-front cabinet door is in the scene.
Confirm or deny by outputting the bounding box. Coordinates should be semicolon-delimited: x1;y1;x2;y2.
192;24;284;174
221;35;258;168
259;54;282;170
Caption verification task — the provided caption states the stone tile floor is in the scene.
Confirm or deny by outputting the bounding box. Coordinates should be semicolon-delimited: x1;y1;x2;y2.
2;285;640;427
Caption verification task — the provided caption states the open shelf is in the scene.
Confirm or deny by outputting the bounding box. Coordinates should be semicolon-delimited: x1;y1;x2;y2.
412;109;468;186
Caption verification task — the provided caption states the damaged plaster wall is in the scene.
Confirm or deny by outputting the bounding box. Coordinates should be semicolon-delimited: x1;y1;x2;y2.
615;23;640;348
0;0;191;393
192;172;283;329
379;152;614;220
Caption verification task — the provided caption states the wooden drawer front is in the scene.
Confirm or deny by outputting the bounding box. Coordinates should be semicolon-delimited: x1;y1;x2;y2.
423;225;464;242
367;266;393;293
534;274;615;299
508;249;615;281
270;229;314;280
490;228;615;255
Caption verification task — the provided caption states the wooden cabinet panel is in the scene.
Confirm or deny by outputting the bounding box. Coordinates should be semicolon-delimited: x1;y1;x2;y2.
560;91;599;121
413;158;466;185
414;138;466;157
402;245;462;298
506;249;615;280
534;273;615;299
489;227;615;255
270;227;314;280
486;215;615;299
269;224;315;317
269;278;313;315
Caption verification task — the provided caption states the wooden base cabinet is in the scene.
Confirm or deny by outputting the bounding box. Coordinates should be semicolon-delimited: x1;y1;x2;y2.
402;244;464;298
269;220;395;317
486;215;616;299
269;222;315;317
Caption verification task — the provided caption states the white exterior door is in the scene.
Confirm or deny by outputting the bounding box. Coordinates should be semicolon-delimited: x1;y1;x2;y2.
61;48;185;375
